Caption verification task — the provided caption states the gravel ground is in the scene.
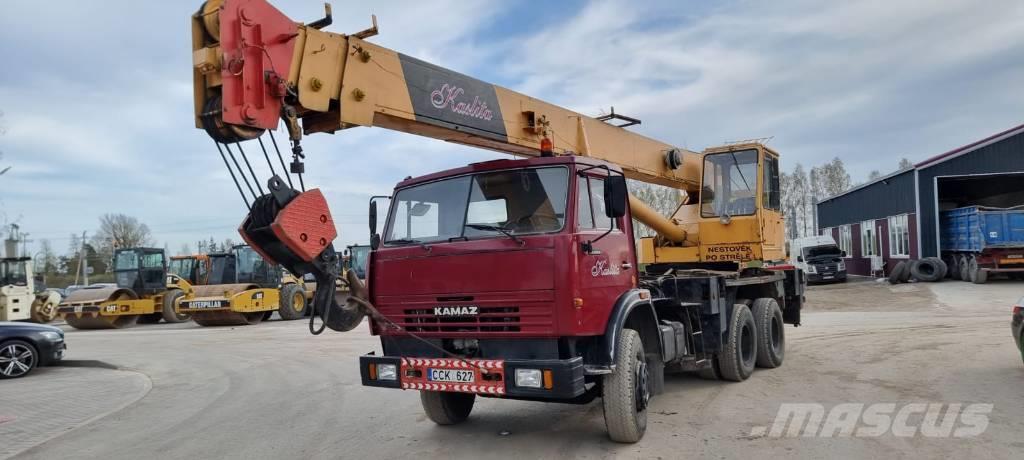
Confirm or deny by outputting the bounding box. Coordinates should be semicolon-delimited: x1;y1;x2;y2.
3;278;1021;459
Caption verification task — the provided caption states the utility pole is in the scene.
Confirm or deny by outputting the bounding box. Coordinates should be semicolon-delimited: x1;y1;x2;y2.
81;231;89;286
75;231;88;286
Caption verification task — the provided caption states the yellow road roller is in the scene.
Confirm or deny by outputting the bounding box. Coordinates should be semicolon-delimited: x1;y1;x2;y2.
178;245;307;326
57;248;192;329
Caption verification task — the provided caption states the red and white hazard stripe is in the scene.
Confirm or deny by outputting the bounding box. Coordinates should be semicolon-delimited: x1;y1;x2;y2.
401;381;505;395
401;357;503;370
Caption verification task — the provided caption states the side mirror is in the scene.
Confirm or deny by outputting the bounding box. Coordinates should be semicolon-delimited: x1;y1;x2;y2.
797;256;803;262
369;200;379;235
603;175;628;218
841;251;847;257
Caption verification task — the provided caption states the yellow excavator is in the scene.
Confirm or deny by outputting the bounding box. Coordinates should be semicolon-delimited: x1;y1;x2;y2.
177;244;307;326
58;248;192;329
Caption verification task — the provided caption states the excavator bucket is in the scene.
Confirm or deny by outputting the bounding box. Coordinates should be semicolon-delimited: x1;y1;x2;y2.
59;288;141;329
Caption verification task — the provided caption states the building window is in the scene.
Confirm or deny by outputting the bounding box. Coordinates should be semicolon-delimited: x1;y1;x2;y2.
838;225;852;257
888;214;910;257
861;220;878;256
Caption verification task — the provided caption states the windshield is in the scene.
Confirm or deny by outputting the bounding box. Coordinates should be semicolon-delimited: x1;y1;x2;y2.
804;245;842;259
701;149;758;218
384;166;569;245
209;255;234;284
234;247;260;281
0;260;28;286
169;257;195;279
349;246;369;279
169;257;194;276
114;250;140;271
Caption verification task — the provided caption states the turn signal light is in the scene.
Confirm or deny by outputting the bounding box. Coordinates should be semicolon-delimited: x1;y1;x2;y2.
1013;306;1023;315
573;298;584;309
542;370;553;390
368;363;377;380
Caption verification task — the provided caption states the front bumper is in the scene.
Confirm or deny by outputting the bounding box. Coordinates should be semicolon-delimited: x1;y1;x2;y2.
38;340;66;366
359;355;586;400
808;271;846;283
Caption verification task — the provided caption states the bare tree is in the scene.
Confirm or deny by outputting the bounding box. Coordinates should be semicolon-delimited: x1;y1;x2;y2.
898;158;914;170
868;170;882;181
38;239;58;274
95;214;153;255
179;243;192;256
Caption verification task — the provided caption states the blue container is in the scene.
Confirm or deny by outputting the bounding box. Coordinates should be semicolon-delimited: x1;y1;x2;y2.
940;206;1024;253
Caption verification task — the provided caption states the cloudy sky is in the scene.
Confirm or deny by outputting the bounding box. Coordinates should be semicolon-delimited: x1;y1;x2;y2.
1;0;1022;257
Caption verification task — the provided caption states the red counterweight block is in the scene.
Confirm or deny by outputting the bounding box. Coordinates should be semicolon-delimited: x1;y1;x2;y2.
269;189;338;262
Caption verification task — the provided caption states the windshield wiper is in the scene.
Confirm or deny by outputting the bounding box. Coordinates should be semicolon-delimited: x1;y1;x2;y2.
387;238;432;251
465;223;524;246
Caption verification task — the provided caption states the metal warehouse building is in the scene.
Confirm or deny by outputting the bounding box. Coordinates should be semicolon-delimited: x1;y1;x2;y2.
817;123;1024;276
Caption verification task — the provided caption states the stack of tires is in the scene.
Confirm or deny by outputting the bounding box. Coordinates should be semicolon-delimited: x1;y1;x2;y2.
888;258;947;284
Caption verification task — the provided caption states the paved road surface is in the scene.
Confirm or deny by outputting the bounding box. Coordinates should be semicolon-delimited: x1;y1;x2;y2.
5;279;1022;459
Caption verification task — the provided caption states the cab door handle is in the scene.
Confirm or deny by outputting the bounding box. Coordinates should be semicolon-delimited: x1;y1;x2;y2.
621;262;633;270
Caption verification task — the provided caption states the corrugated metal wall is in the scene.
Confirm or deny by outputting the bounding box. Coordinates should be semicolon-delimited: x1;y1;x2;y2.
818;170;916;228
917;131;1024;257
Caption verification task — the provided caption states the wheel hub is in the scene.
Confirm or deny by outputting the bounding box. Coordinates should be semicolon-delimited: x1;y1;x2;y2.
0;344;34;378
634;358;650;412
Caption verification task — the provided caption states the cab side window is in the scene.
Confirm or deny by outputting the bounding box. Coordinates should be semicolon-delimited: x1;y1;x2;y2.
577;175;616;230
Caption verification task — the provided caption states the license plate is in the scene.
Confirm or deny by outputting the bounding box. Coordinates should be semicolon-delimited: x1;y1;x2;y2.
823;275;834;279
1009;255;1023;259
427;368;475;383
74;305;83;313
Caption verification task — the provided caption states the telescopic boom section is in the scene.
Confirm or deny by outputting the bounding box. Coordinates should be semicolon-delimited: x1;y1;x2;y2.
191;0;701;195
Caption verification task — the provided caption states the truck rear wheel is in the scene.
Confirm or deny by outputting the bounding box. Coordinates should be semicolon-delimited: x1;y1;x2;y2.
718;304;756;382
277;284;305;320
420;391;475;425
751;298;785;368
969;256;988;284
949;255;961;280
602;328;648;443
959;255;970;281
162;289;190;323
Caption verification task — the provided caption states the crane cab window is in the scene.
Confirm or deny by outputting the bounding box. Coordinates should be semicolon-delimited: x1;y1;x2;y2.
762;154;781;210
701;149;758;218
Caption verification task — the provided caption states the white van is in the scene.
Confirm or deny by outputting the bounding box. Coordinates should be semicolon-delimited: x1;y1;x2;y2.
789;235;847;283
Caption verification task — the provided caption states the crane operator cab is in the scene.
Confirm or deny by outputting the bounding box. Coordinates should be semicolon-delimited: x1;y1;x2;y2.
638;143;784;269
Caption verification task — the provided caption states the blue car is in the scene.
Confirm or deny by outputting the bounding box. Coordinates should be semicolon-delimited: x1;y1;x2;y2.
0;321;66;379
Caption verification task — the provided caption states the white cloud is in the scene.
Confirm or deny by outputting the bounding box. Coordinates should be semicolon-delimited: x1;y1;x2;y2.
1;0;1022;258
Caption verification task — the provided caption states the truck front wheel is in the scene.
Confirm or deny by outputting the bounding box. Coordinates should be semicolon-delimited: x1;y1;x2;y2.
420;391;475;425
602;328;648;443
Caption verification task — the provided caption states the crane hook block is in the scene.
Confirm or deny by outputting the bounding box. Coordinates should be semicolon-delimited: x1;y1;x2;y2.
238;175;338;269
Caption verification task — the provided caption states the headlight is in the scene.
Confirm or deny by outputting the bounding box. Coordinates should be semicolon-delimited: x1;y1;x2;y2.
39;331;63;341
515;368;543;388
377;363;397;381
805;265;817;274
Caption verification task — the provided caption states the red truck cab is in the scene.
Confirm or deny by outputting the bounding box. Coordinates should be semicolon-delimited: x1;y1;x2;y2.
362;155;636;399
